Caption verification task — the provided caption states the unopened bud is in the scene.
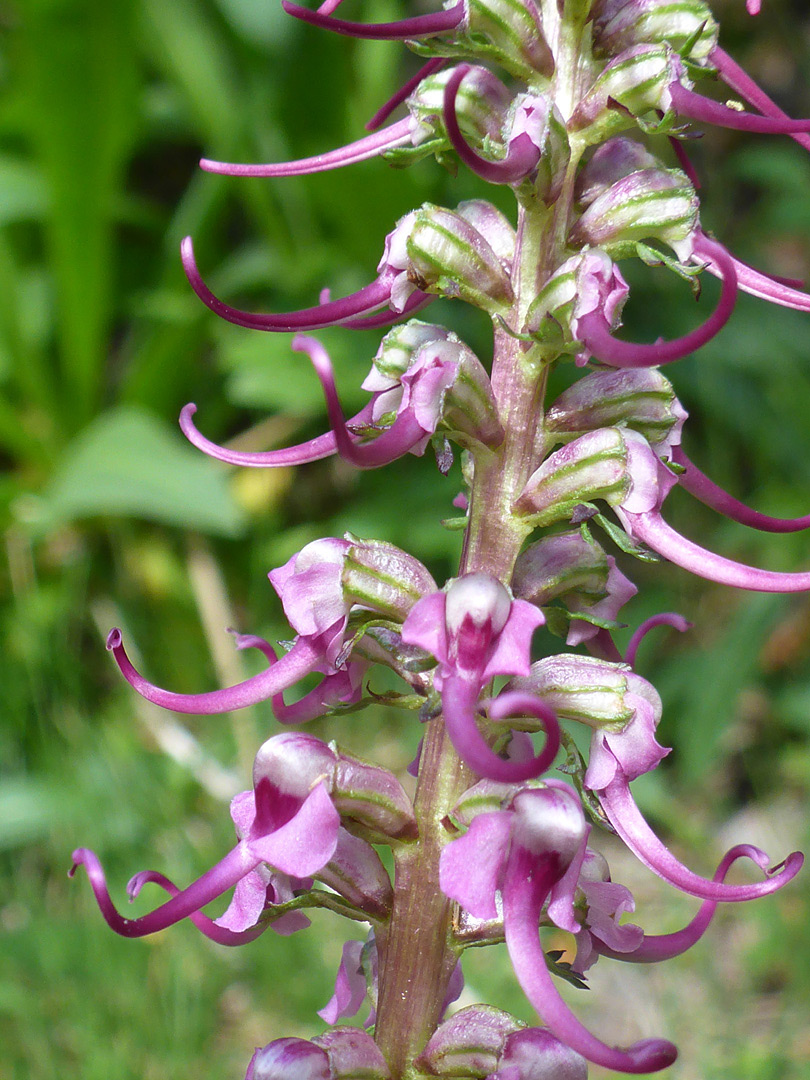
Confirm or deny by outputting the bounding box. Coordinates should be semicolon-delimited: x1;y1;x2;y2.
546;368;687;450
514;428;632;525
508;655;637;727
407;203;515;313
333;751;418;841
576;136;663;205
341;536;438;623
570;44;685;137
593;0;719;62
570;167;699;260
417;1005;525;1077
408;64;511;148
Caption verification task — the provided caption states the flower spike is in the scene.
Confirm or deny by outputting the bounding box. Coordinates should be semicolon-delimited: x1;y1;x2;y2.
672;445;810;533
106;627;324;714
199;118;413;177
577;236;738;368
596;776;804;901
281;0;465;40
442;66;541;185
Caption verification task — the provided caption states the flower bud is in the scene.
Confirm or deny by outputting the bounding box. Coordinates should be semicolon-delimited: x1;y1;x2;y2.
312;1029;390;1080
406;203;515;313
318;829;393;917
341;536;438;623
493;1028;588;1080
508;655;638;728
456;199;516;268
416;1005;525;1077
512;531;638;647
593;0;719;62
415;0;554;81
247;1031;390;1080
570;167;699;260
546;368;687;450
576;136;663;205
514;428;632;525
463;0;554;79
407;64;512;149
333;751;418;841
570;44;686;136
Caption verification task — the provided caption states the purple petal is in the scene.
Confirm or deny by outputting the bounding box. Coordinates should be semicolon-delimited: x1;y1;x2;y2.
126;869;274;945
106;628;321;713
443;66;540;184
496;1028;588;1080
182;236;393;331
248;781;340;876
70;844;257;938
281;0;465;40
439;809;513;919
619;509;810;592
248;1039;331;1080
624;612;692;668
443;678;560;782
400;591;449;667
598;776;804;901
200;118;412;176
291;334;429;467
673;445;810;533
577;237;737;368
501;850;677;1073
318;940;368;1023
598;845;773;964
482;600;546;682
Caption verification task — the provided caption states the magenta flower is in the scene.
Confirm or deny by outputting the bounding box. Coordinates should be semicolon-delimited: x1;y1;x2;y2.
440;782;678;1073
71;733;341;939
401;574;559;780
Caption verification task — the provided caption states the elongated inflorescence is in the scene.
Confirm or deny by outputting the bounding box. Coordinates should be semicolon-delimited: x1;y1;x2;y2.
74;2;808;1078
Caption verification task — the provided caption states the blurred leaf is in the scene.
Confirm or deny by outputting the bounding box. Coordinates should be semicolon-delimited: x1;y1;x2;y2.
40;406;247;536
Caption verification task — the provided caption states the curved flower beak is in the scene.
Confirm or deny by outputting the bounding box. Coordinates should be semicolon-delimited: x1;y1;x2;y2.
281;0;465;40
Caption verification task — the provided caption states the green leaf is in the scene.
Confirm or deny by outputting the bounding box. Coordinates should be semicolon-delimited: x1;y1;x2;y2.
40;406;247;536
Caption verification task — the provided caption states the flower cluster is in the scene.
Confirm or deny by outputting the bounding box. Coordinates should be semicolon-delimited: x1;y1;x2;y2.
73;1;808;1077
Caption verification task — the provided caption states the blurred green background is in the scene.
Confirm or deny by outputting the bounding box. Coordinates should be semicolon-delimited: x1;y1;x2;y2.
1;0;809;1077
